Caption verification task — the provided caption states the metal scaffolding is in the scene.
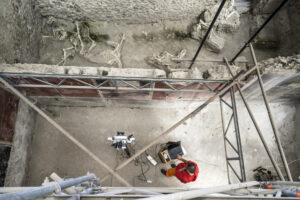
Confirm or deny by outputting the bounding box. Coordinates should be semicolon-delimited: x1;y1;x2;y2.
1;178;300;199
1;73;226;93
220;87;246;183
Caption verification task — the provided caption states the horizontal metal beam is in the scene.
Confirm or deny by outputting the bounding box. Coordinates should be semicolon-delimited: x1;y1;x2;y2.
50;195;300;200
138;181;259;200
0;187;203;194
0;73;227;83
10;84;218;93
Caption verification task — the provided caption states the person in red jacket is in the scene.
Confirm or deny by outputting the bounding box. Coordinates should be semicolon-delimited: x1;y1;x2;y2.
161;154;199;183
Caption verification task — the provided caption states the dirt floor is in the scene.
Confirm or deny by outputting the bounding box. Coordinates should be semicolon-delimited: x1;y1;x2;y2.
24;100;298;187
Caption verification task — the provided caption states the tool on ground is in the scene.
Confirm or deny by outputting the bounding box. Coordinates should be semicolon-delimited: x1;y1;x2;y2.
107;132;135;157
158;141;185;163
146;154;157;166
253;166;278;181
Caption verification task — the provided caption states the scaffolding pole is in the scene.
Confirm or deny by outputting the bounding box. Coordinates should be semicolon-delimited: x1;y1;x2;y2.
249;43;293;181
0;174;95;200
0;76;132;187
223;57;285;181
101;65;258;182
138;181;259;200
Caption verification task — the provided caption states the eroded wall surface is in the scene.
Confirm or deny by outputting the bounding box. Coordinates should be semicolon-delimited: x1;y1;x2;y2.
35;0;235;23
0;89;19;143
5;100;36;186
294;104;300;180
0;0;42;63
251;0;300;56
0;88;18;186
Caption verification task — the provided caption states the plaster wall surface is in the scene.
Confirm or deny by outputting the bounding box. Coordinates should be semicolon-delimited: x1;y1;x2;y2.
5;100;36;186
293;103;300;180
0;0;42;63
251;0;300;57
36;0;233;23
23;100;298;187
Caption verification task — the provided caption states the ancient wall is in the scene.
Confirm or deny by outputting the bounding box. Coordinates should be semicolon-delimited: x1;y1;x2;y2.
293;104;300;180
0;0;42;63
35;0;236;23
0;88;19;186
251;0;300;56
5;101;36;186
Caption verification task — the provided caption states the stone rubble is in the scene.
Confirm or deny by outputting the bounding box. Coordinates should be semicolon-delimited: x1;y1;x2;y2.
146;49;187;73
258;55;300;73
191;20;225;53
190;0;240;53
199;0;240;32
168;64;240;80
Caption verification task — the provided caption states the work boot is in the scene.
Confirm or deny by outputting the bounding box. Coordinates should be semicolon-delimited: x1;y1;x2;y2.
161;169;167;176
171;164;176;168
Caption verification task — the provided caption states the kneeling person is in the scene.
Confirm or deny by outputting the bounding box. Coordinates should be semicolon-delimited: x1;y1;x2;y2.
161;154;199;183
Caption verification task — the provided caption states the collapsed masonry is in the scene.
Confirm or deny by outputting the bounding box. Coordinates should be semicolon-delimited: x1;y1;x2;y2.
258;55;300;73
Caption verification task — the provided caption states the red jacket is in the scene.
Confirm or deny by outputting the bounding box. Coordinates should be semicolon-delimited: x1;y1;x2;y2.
175;161;199;183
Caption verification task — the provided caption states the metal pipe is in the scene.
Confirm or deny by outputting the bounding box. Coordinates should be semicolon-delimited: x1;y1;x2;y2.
282;190;300;197
0;76;132;187
101;65;258;182
249;43;293;181
223;57;285;181
0;174;95;200
0;186;202;194
230;0;289;63
48;194;300;199
188;0;227;69
137;181;259;200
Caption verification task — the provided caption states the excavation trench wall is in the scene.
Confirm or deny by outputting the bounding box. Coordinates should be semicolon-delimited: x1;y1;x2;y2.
251;0;300;56
0;0;42;64
293;104;300;180
35;0;235;23
4;100;36;186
